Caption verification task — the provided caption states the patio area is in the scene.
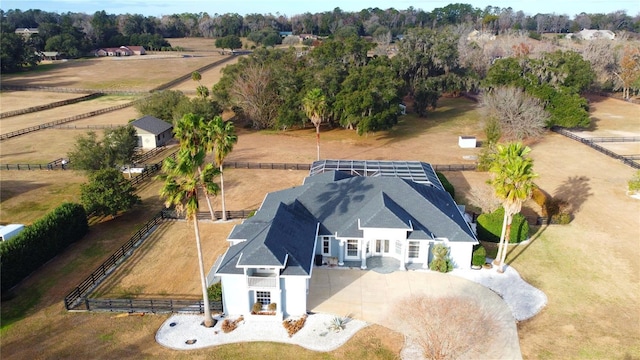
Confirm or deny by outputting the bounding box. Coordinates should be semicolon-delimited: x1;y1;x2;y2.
339;256;426;274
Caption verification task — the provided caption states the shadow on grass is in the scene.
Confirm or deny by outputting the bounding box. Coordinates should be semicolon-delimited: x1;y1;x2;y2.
0;180;47;203
553;176;592;214
506;224;548;266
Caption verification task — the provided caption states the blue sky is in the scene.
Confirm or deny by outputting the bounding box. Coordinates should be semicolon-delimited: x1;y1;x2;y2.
2;0;638;17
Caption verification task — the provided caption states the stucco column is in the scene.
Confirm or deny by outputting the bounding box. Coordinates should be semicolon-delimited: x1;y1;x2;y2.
338;240;345;266
398;240;406;271
422;243;430;269
360;239;367;270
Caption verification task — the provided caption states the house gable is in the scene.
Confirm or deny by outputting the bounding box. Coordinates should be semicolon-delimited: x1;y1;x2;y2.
217;201;319;276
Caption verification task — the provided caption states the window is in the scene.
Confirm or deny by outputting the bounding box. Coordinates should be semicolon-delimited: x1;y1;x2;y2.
256;291;271;306
322;237;331;255
408;241;420;258
347;239;358;257
395;240;403;255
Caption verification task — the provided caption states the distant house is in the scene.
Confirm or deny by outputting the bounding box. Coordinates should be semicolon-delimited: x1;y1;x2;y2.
467;29;496;42
93;46;145;57
39;51;60;61
213;160;478;318
15;28;39;36
279;31;293;38
567;29;615;40
130;115;173;149
127;46;146;55
299;34;318;40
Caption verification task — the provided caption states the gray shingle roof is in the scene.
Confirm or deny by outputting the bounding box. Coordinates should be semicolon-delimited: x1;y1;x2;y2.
216;164;476;277
131;115;173;135
217;201;318;276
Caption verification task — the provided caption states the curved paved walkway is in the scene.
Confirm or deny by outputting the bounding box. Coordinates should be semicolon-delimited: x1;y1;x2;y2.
308;268;522;359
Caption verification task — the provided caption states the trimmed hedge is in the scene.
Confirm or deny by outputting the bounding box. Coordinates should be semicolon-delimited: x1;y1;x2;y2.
472;245;487;266
476;207;529;243
1;203;88;292
436;171;455;199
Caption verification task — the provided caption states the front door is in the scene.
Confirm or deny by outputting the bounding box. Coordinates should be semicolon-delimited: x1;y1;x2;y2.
375;239;390;256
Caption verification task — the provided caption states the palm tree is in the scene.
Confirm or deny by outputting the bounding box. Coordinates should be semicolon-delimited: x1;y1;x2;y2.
159;147;220;327
174;114;216;220
488;142;537;273
302;88;327;161
206;116;237;221
191;71;209;99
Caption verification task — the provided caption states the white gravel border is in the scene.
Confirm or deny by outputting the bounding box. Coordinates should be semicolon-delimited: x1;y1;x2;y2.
156;313;367;351
451;261;548;321
156;262;546;352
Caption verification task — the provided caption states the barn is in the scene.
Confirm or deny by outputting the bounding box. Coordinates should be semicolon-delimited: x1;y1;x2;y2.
130;115;173;149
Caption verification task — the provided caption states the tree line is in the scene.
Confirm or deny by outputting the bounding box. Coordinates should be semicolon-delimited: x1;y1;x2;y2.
2;5;639;72
3;5;638;40
205;31;601;136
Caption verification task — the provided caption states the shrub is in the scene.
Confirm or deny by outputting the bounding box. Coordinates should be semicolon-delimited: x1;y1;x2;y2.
528;31;542;40
476;207;530;243
629;171;640;192
1;203;88;292
532;186;570;220
429;244;453;273
472;245;487;266
327;315;351;332
551;212;571;224
268;302;277;312
252;301;263;314
207;282;222;302
430;257;454;272
436;172;455;198
477;143;497;172
484;117;502;145
221;316;244;333
531;186;547;208
283;314;307;337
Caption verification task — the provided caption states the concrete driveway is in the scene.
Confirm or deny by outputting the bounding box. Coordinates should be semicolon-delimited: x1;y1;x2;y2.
308;268;521;359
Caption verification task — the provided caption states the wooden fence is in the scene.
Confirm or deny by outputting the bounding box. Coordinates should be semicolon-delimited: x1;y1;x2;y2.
433;164;477;171
0;102;138;141
132;146;167;163
0;93;104;119
0;163;57;170
150;55;238;92
587;136;640;143
162;208;256;220
551;126;640;169
84;298;223;314
0;84;148;95
64;211;165;310
50;124;119;130
224;161;311;170
128;150;177;187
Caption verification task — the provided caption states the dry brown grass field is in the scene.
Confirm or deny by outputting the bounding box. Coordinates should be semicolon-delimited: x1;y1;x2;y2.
1;54;224;91
0;91;82;113
1;38;639;359
0;95;140;133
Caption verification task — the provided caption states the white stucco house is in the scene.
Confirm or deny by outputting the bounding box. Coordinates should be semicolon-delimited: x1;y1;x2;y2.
213;160;478;318
130;115;173;149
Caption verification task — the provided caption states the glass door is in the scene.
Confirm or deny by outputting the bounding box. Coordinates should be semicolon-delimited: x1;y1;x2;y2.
375;239;390;255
